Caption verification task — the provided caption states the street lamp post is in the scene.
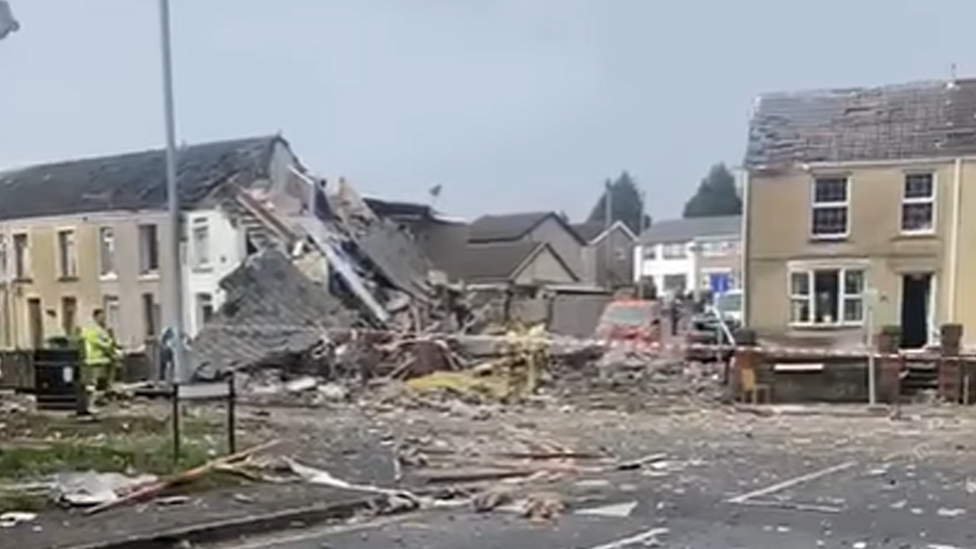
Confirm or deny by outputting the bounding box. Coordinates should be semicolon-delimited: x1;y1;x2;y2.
158;0;187;383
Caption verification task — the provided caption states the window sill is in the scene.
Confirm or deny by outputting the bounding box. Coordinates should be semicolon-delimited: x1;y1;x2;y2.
896;230;937;239
192;265;214;274
139;271;161;281
789;322;864;331
99;273;119;282
809;234;849;243
12;277;32;284
57;276;79;283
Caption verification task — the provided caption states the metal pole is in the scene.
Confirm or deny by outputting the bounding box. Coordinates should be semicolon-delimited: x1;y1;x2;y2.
603;181;612;288
636;187;645;299
159;0;187;383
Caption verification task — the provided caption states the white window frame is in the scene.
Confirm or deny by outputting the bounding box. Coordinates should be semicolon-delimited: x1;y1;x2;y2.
190;219;212;270
56;228;78;279
811;176;850;239
900;172;936;235
788;267;865;327
700;239;734;257
661;243;687;259
98;226;117;279
196;292;214;329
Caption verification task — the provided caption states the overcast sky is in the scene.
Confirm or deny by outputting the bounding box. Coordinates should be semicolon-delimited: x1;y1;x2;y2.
0;0;972;220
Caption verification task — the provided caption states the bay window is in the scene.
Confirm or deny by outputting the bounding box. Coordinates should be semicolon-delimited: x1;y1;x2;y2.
789;267;865;325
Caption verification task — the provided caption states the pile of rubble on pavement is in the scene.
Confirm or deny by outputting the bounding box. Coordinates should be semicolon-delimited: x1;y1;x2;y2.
181;174;725;411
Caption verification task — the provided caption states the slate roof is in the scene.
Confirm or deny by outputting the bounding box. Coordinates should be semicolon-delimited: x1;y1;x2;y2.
745;79;976;168
571;221;606;243
443;241;546;283
363;197;434;220
571;220;637;244
191;248;356;379
468;211;584;244
639;216;741;245
0;135;282;221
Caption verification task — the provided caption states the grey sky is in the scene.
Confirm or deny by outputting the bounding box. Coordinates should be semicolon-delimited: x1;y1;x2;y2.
0;1;971;220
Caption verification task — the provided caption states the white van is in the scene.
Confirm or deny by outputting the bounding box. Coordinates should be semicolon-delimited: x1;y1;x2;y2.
714;289;743;324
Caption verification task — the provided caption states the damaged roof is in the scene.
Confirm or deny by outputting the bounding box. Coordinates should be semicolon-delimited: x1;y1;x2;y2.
447;241;574;283
190;248;356;378
0;135;283;220
363;197;434;220
639;216;741;244
468;211;584;244
745;79;976;168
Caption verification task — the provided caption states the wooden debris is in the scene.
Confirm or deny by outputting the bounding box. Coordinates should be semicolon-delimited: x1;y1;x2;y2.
85;440;280;516
471;486;514;512
415;468;538;484
493;451;604;461
615;453;667;471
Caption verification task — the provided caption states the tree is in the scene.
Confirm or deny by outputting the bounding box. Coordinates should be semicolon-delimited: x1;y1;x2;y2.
682;163;742;218
587;171;651;235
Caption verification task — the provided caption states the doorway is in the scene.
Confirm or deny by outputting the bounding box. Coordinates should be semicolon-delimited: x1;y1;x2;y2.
27;297;43;349
900;273;932;349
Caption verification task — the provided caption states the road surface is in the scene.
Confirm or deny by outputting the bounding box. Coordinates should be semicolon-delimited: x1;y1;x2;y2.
213;443;976;549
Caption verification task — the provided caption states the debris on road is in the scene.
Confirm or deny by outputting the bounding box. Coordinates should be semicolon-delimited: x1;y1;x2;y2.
0;511;36;528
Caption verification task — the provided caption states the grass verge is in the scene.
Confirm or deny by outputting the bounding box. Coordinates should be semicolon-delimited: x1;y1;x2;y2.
0;410;236;513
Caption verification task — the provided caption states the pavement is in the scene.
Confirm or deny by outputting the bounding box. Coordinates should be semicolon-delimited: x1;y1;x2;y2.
2;405;398;549
205;410;976;549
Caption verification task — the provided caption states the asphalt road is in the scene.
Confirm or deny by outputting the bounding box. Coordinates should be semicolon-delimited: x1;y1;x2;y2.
215;452;976;549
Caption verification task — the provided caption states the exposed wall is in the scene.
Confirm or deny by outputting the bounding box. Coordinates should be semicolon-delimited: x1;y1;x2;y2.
183;209;245;337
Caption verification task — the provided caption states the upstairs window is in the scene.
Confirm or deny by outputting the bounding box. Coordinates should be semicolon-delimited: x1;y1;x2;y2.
57;229;78;278
98;227;116;278
138;224;160;275
811;177;849;238
901;173;935;233
13;233;29;279
191;219;211;270
662;243;687;259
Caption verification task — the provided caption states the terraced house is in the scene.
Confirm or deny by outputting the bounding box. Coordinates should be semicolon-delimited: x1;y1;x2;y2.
0;135;307;349
743;78;976;348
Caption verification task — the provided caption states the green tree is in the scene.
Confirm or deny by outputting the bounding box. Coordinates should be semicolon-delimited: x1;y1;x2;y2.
682;163;742;218
587;171;651;234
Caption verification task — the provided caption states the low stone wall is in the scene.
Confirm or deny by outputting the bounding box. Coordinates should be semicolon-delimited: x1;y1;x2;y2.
762;359;869;404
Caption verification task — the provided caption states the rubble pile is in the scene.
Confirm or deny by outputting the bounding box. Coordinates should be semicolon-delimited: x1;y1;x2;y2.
184;174;724;409
546;347;727;410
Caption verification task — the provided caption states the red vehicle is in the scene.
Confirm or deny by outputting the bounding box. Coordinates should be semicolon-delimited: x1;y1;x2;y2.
594;299;662;346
